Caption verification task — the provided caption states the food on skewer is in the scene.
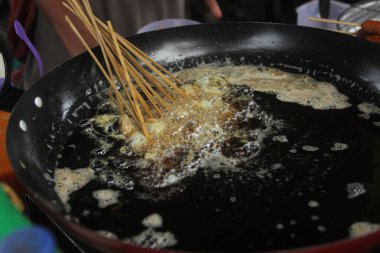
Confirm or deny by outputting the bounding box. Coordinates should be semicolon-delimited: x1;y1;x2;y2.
360;20;380;34
356;20;380;44
307;17;380;44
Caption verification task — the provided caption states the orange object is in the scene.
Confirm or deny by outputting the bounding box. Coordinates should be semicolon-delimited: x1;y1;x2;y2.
0;112;25;196
361;20;380;35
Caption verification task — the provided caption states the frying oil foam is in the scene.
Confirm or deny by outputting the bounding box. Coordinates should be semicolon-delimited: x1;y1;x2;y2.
92;189;120;208
54;64;353;206
54;167;95;211
54;65;353;217
123;228;177;249
176;66;351;110
349;222;380;238
142;213;163;228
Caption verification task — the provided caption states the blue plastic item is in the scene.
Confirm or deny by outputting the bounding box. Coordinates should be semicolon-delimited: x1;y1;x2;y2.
0;226;56;253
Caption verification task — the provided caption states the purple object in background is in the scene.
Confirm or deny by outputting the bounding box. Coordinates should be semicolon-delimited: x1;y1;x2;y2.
0;78;4;89
14;20;44;78
137;19;200;34
0;21;42;90
0;78;15;91
0;79;15;90
0;50;5;90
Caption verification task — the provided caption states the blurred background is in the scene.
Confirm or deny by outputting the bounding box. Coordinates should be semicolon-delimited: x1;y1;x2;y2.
0;0;367;89
187;0;359;23
0;0;363;42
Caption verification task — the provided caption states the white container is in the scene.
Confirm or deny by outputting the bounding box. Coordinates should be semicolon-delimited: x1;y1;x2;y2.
296;0;350;29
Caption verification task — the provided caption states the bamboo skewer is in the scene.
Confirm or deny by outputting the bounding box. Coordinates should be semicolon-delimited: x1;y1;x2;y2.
88;16;187;96
306;17;360;35
106;20;149;137
64;1;185;98
75;0;181;101
63;0;187;138
67;16;139;122
64;1;128;113
88;16;186;89
307;17;360;27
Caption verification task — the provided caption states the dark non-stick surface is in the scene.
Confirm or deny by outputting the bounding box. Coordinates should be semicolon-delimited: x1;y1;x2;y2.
6;23;380;252
57;86;380;251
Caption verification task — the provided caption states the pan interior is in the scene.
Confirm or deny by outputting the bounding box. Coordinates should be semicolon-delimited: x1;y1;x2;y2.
50;63;380;252
6;24;380;252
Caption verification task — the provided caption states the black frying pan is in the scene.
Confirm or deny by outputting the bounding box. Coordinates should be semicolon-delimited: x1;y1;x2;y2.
3;23;380;253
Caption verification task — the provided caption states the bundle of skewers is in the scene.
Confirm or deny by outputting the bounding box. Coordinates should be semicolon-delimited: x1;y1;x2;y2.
63;0;186;138
308;17;380;44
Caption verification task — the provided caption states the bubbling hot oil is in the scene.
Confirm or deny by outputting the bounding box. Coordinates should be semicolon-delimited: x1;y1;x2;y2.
54;65;380;251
